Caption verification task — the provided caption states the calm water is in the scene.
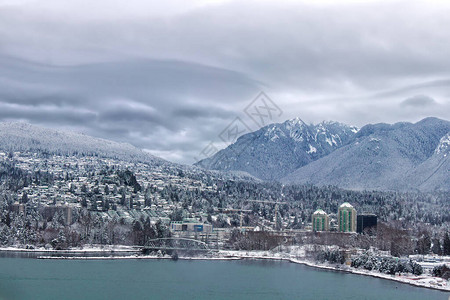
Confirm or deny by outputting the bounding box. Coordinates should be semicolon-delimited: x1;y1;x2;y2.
0;258;448;300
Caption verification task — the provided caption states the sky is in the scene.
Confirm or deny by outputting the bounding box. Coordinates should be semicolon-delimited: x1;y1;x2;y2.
0;0;449;164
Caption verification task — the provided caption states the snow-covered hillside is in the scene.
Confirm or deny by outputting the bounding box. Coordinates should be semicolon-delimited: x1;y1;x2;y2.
195;118;357;180
0;122;259;183
0;122;164;164
282;117;450;192
405;131;450;192
435;132;450;155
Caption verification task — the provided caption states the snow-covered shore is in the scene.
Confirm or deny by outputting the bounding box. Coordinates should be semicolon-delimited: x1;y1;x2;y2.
216;249;450;292
1;246;449;292
0;245;137;253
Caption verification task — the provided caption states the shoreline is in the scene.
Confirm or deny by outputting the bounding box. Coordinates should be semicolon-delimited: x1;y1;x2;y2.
216;253;450;293
290;257;449;293
1;247;449;292
0;246;138;254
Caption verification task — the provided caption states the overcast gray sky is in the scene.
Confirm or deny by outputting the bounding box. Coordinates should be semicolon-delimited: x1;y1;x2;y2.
0;0;449;163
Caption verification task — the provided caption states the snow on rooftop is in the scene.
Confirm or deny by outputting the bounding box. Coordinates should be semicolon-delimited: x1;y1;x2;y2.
313;209;327;215
339;202;354;208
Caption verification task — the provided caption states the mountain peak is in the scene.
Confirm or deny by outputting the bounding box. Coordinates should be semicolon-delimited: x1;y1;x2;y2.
282;117;450;192
416;116;443;125
283;117;307;128
196;118;357;180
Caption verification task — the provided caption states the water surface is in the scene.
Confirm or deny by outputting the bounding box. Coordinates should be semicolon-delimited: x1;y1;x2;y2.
0;258;447;300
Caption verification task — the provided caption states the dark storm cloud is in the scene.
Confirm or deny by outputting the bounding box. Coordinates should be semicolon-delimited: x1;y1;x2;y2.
371;79;450;100
172;104;235;120
98;103;166;127
0;102;97;125
0;0;449;163
0;53;261;162
401;95;437;108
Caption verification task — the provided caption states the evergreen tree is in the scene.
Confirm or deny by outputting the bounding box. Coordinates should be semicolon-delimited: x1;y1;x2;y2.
416;232;431;255
144;187;152;207
431;238;442;255
443;232;450;256
120;189;126;206
21;192;28;204
81;196;88;208
155;220;169;238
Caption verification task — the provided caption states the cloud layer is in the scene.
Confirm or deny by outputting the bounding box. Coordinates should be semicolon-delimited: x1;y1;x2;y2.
0;0;449;163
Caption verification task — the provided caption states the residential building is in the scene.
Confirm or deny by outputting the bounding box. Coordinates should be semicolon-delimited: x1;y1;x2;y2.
338;202;357;232
312;209;329;231
170;219;213;233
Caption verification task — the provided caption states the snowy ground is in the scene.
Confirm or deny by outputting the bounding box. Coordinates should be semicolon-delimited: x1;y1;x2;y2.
0;245;137;253
216;247;450;292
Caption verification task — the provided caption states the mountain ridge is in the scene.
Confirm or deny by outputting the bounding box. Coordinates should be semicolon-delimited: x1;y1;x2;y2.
281;117;450;191
195;118;358;180
2;118;448;192
0;121;259;182
0;121;166;165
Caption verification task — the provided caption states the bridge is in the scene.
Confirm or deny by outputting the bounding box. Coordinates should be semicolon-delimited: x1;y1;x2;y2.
142;238;215;254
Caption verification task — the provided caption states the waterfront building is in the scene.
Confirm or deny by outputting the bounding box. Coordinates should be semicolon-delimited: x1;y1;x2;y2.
356;214;377;234
312;209;330;232
170;219;213;233
338;202;357;232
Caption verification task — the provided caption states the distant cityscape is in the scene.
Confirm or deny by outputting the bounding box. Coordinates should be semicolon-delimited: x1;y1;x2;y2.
0;124;449;289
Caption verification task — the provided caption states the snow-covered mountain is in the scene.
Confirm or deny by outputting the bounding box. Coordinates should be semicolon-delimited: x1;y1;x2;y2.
195;118;358;180
282;117;450;191
0;122;258;182
405;131;450;192
0;122;165;164
435;131;450;155
3;119;447;192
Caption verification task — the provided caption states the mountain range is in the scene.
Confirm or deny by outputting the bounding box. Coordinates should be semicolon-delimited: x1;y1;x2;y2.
0;122;257;183
197;117;450;192
0;118;448;192
195;118;357;180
